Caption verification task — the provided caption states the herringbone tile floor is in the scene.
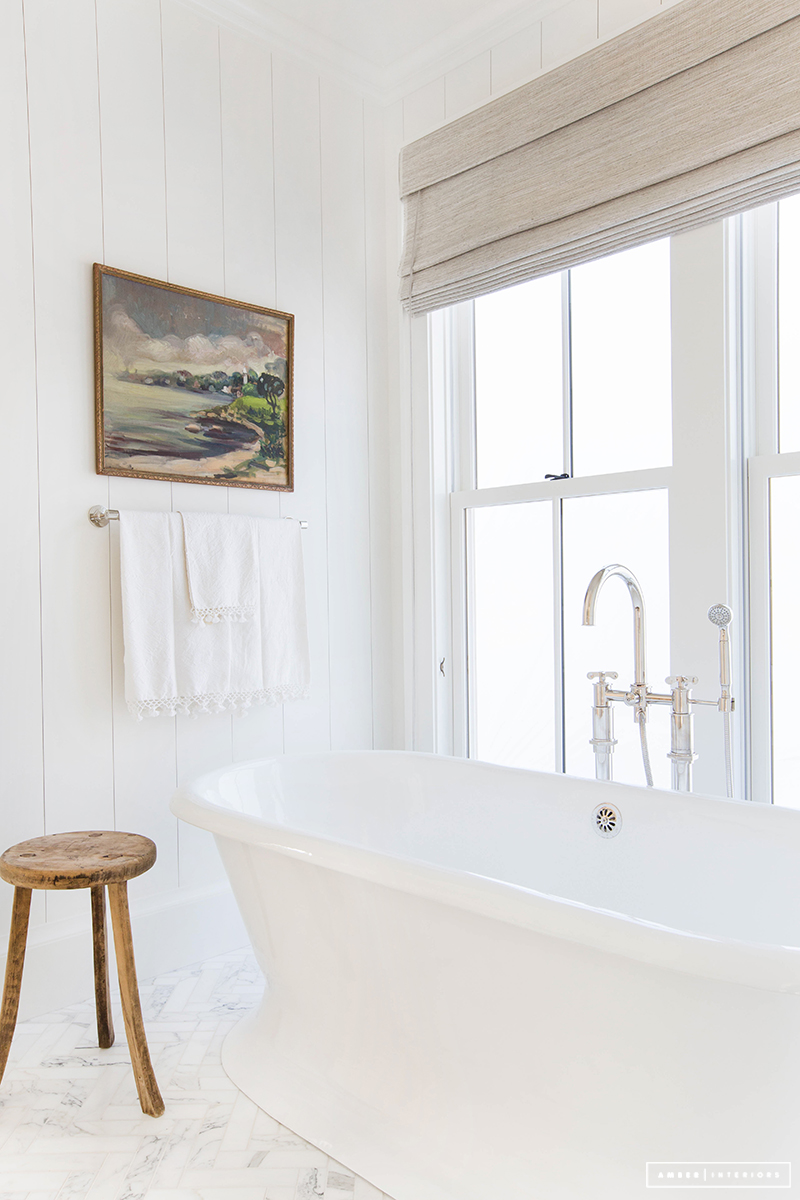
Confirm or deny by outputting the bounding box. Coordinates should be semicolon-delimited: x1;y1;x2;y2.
0;948;392;1200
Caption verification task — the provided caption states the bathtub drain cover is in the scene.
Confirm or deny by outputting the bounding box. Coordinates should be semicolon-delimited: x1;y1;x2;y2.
593;803;621;838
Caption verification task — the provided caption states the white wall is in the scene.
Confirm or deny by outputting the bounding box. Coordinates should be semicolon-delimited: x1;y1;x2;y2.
0;0;391;1017
0;0;683;1016
397;0;683;141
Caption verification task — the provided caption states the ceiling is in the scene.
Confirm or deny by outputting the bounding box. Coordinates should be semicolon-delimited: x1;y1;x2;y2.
190;0;560;99
244;0;541;68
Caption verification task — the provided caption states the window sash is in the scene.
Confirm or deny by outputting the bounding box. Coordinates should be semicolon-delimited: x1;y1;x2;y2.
451;470;672;765
428;222;740;799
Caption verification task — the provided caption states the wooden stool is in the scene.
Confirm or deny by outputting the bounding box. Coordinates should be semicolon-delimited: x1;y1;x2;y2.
0;831;164;1117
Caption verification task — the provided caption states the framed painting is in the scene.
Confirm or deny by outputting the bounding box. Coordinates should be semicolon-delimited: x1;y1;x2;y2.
93;264;294;491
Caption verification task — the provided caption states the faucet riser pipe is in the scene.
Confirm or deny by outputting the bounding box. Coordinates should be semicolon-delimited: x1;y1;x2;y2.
670;758;693;792
590;704;617;782
668;708;696;793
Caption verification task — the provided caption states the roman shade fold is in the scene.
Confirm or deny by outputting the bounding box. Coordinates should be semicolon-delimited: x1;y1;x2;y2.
400;0;800;314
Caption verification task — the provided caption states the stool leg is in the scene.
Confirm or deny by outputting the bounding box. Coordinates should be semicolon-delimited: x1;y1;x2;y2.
107;881;164;1117
90;886;114;1049
0;887;32;1085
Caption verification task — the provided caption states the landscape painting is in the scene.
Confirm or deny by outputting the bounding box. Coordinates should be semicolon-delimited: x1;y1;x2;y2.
94;265;293;491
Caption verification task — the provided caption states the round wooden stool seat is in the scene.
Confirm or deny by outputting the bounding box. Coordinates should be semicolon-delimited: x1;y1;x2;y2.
0;829;163;1117
0;832;156;891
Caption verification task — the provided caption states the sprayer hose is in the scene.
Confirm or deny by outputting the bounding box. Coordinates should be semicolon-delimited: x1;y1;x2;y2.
638;710;654;789
723;709;733;799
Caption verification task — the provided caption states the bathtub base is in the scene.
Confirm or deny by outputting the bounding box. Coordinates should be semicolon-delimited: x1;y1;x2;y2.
217;883;800;1200
222;1009;454;1200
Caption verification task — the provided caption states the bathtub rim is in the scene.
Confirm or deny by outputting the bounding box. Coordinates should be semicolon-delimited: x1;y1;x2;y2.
171;750;800;996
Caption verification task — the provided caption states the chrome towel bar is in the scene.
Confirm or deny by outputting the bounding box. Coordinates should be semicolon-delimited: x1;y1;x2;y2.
89;505;307;529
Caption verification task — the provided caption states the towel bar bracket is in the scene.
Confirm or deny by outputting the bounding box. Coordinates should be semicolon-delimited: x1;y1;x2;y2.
89;505;119;528
88;505;307;530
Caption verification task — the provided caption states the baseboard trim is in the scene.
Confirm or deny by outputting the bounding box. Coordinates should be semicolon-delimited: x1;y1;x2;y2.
9;883;249;1020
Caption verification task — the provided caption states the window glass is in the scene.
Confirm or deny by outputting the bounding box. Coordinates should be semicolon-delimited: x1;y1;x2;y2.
778;194;800;452
570;240;672;477
562;489;671;788
467;240;675;786
769;476;800;807
475;274;563;489
470;503;555;770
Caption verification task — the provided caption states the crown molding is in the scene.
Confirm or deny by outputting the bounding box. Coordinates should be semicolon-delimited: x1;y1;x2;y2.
178;0;387;98
178;0;573;104
380;0;572;103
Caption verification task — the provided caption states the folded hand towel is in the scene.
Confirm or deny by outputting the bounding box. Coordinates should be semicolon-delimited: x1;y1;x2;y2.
119;511;310;719
179;511;258;624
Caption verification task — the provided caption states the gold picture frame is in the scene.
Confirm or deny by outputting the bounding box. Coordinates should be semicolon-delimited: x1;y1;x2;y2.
93;264;294;492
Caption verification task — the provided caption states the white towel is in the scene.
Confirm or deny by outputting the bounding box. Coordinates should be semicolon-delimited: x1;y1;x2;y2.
179;511;258;624
119;511;310;719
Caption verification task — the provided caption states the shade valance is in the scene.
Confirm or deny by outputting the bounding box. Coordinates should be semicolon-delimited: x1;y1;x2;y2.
400;0;800;314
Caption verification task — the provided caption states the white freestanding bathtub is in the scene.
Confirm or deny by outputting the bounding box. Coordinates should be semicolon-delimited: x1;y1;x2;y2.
172;752;800;1199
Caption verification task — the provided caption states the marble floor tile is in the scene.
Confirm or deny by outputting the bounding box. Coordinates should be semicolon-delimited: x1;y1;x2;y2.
0;949;394;1200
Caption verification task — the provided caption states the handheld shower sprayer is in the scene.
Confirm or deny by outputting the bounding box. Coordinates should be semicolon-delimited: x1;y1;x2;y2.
707;604;734;798
707;603;733;626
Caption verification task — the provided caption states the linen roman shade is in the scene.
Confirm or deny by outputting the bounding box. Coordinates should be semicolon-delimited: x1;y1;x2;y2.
400;0;800;314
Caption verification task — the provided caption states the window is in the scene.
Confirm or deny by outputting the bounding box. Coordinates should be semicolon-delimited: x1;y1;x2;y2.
424;222;743;800
413;196;800;803
464;240;674;789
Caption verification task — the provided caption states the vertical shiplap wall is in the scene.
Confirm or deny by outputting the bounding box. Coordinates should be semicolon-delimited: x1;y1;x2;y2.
1;0;389;1013
399;0;681;140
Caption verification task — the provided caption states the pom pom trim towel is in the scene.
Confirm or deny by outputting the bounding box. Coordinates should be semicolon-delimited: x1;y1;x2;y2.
119;511;310;719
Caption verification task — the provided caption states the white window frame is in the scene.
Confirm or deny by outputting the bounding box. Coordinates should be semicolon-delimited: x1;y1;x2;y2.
742;201;800;807
406;220;751;801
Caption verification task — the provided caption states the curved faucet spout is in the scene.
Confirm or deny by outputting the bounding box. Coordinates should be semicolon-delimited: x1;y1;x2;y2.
582;564;647;688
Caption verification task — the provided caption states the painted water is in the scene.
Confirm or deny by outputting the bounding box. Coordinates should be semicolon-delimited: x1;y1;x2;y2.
103;377;258;460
